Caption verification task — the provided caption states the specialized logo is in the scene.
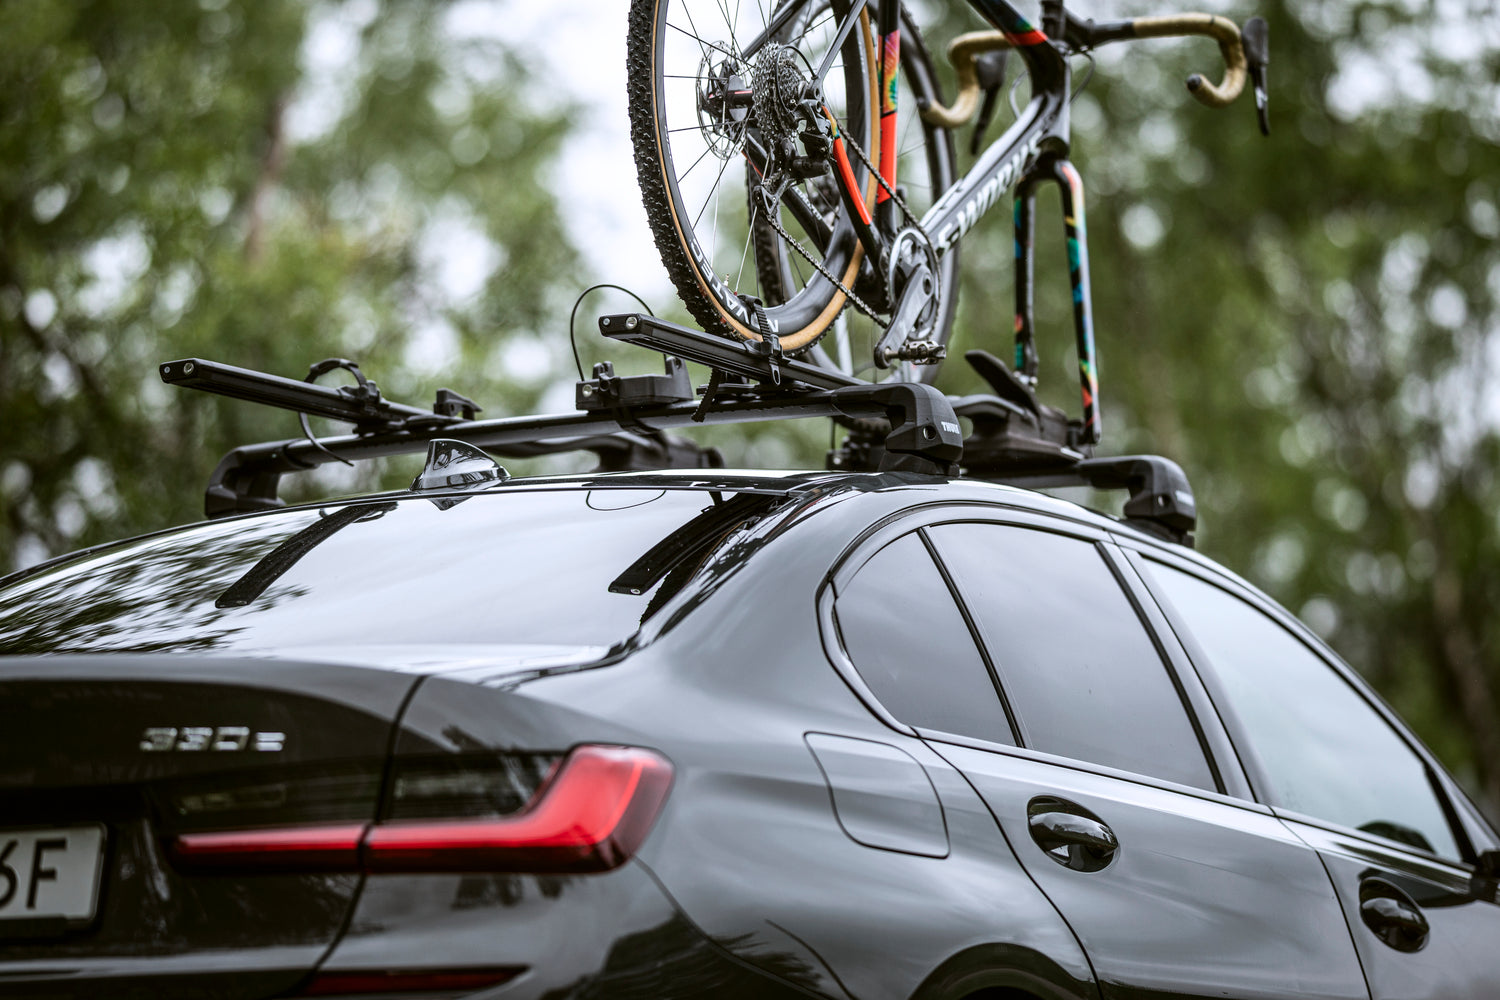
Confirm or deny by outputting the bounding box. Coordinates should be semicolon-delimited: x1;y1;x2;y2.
139;726;286;752
931;132;1043;252
686;236;779;332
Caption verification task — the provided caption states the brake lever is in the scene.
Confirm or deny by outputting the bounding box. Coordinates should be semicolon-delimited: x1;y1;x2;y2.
1242;16;1270;135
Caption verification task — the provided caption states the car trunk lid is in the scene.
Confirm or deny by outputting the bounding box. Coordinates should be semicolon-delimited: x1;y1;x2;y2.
0;654;417;1000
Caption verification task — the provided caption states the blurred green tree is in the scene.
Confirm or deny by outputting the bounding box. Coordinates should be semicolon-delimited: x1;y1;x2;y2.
0;0;577;567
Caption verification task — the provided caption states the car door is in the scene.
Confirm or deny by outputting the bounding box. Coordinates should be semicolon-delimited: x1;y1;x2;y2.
901;516;1369;1000
1136;551;1500;1000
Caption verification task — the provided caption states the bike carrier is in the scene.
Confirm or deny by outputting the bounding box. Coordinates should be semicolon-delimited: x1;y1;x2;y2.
161;312;1197;545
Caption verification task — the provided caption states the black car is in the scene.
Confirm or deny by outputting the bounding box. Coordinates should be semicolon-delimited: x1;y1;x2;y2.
2;457;1498;1000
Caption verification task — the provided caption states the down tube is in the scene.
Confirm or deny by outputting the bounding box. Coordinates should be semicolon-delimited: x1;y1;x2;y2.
1055;159;1100;445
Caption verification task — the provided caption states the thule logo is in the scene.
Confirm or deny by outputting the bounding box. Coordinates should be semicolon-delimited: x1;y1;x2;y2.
941;421;961;435
139;727;285;752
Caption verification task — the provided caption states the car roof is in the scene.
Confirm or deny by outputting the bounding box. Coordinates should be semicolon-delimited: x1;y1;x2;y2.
356;467;1129;528
0;466;1177;595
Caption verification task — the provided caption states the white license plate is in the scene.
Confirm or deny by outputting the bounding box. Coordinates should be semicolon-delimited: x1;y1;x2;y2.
0;826;106;924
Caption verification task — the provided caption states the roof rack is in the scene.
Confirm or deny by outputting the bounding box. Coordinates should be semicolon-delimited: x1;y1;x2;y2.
160;312;1197;545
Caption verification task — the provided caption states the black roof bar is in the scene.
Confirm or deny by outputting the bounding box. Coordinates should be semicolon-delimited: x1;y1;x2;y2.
161;311;1197;545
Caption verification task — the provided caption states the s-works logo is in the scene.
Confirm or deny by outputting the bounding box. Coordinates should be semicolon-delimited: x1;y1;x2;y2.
139;727;285;752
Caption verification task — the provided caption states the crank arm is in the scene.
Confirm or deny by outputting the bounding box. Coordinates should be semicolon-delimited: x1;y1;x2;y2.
873;261;940;368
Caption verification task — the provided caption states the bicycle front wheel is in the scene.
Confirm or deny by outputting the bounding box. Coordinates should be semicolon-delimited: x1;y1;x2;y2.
628;0;883;354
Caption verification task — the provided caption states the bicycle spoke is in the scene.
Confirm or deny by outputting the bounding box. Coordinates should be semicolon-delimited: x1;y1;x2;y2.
693;152;736;229
711;169;722;271
677;141;719;183
736;196;761;291
712;0;740;57
899;102;917;154
668;20;736;62
669;11;711;64
790;12;835;48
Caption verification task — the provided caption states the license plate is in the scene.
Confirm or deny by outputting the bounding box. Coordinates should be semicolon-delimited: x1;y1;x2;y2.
0;826;106;925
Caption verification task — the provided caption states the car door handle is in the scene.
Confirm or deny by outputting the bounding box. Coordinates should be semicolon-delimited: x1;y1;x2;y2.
1359;884;1429;953
1028;810;1118;871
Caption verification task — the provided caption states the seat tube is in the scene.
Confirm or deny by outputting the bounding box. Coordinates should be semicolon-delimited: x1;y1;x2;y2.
875;0;899;232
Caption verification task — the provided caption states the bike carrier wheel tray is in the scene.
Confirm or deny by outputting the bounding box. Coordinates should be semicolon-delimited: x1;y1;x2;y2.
161;312;1197;545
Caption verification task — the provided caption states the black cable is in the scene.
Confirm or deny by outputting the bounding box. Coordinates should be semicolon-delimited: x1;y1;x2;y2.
297;358;369;467
1071;51;1096;102
569;283;655;380
1007;67;1029;122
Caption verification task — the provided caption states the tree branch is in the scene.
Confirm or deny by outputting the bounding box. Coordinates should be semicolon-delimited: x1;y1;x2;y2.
245;94;289;262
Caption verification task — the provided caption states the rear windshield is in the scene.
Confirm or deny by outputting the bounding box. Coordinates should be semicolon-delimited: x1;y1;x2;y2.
0;489;773;658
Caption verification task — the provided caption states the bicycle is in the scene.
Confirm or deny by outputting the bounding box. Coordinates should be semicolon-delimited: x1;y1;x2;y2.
627;0;1269;448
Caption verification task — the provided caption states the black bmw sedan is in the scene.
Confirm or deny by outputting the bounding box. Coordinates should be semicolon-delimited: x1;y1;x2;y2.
1;468;1497;999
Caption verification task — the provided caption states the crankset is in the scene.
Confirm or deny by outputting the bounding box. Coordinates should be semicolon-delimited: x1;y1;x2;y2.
873;228;944;368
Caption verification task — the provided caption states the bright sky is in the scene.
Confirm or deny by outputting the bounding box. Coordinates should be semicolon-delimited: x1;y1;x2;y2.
441;0;675;301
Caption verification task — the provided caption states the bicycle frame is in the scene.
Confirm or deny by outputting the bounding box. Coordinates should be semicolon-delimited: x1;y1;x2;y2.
741;0;1102;445
921;0;1100;445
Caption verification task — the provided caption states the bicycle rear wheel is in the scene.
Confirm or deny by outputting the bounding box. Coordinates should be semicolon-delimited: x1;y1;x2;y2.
763;6;960;382
628;0;956;368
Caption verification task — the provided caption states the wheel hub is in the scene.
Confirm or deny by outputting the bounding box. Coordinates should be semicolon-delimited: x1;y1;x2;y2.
696;53;752;158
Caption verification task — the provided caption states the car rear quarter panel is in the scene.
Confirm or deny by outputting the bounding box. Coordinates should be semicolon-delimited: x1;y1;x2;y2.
623;493;1098;1000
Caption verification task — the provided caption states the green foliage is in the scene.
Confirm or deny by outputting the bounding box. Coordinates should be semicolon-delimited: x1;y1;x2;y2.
0;0;578;565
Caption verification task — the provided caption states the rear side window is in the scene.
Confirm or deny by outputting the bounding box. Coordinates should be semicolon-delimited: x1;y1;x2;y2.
926;523;1215;791
1144;561;1461;860
834;533;1015;744
0;489;773;657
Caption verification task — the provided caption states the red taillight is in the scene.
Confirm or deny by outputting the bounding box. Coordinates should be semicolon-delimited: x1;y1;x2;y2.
169;745;672;875
365;744;673;872
171;823;365;871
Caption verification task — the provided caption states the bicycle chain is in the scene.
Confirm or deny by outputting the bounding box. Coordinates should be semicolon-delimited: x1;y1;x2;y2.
756;115;935;326
840;122;934;251
760;198;883;321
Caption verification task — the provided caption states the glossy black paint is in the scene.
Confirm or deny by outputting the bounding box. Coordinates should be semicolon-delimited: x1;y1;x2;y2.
0;657;413;999
1285;819;1500;999
1124;534;1500;1000
1;471;1496;1000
